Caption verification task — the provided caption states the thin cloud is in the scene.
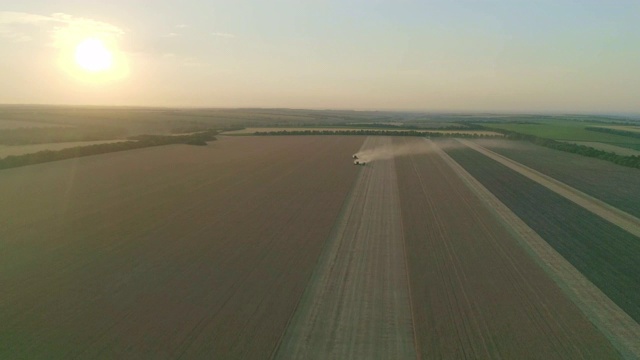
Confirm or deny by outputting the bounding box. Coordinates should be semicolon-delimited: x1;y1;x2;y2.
211;32;235;38
175;24;188;29
0;11;124;47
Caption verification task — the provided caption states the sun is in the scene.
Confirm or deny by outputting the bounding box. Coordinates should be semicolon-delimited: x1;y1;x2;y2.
74;38;113;72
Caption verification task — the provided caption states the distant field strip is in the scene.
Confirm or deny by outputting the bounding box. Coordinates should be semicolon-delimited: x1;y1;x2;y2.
434;140;640;359
0;140;127;158
565;141;640;156
275;137;417;360
223;127;501;136
395;138;617;359
458;139;640;238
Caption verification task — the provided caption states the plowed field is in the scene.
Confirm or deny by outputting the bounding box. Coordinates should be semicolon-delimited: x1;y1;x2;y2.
0;136;363;359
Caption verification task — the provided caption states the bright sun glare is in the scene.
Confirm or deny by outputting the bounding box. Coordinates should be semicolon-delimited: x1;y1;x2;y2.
74;38;113;72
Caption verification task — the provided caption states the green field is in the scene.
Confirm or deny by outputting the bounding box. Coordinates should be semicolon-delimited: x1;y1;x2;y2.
486;121;640;150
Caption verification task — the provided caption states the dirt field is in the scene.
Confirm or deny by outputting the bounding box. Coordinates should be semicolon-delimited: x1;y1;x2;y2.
395;137;618;359
0;136;363;359
275;137;416;359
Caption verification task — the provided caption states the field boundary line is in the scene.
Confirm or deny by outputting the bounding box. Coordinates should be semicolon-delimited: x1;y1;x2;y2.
430;139;640;360
269;137;370;360
457;138;640;239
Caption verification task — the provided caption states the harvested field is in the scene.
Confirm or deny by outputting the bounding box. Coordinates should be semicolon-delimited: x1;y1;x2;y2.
474;139;640;218
0;136;363;359
275;137;416;359
443;143;640;325
394;138;618;359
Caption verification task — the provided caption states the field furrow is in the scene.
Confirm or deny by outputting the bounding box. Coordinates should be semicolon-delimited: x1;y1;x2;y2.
395;137;619;359
275;137;417;360
457;139;640;238
436;139;640;359
443;141;640;325
473;139;640;218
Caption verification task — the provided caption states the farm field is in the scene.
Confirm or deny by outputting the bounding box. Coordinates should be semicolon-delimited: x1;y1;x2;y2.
443;143;640;325
0;119;69;129
458;139;640;239
222;127;501;136
393;138;618;359
0;140;128;158
486;122;640;149
473;139;640;218
0;136;363;359
592;125;640;134
3;132;638;359
276;137;416;359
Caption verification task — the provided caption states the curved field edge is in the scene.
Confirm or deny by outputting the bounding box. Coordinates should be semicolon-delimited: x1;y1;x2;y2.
434;140;640;359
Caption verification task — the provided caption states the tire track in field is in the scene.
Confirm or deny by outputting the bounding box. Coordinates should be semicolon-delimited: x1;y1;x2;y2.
435;139;640;359
274;137;417;360
457;139;640;239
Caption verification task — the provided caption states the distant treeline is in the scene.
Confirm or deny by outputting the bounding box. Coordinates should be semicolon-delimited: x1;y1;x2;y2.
293;122;484;131
0;130;217;170
488;128;640;169
585;126;640;140
0;126;127;145
254;129;501;138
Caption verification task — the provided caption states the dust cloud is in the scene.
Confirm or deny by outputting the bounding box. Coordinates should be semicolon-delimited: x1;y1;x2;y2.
354;140;437;163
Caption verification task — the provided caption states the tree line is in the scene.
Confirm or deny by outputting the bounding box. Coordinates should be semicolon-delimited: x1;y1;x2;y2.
0;126;127;145
487;128;640;169
254;129;500;138
0;130;217;170
585;126;640;140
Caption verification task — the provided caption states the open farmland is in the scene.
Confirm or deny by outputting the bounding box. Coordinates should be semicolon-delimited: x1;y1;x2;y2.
473;139;640;218
0;136;363;359
223;127;501;136
276;137;416;359
0;119;69;129
443;143;640;325
393;138;618;359
565;141;640;156
2;132;636;359
486;122;640;150
0;140;127;158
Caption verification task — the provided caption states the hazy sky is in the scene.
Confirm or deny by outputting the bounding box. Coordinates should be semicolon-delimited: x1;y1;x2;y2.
1;1;639;113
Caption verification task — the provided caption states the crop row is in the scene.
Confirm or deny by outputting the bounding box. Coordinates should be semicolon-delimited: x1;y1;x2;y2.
444;145;640;323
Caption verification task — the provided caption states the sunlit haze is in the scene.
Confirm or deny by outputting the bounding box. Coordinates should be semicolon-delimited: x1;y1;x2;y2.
1;1;639;113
